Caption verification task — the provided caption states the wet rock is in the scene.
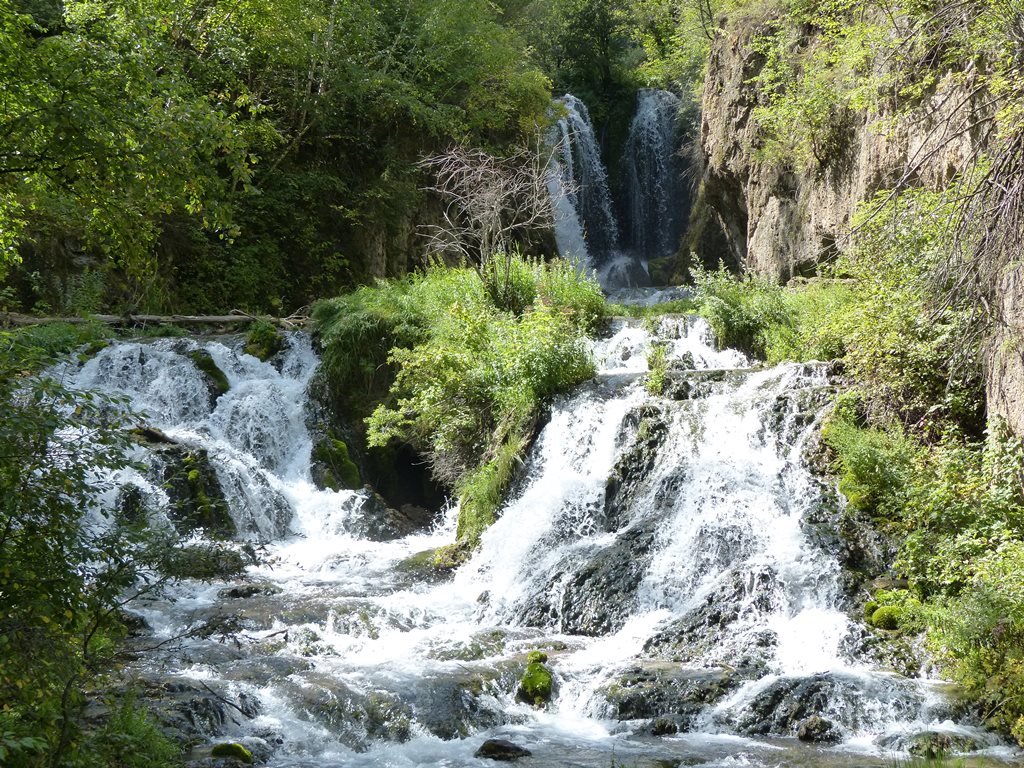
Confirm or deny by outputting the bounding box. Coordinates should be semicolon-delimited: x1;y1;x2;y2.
600;663;737;730
796;715;842;743
427;629;509;661
139;675;259;742
346;491;435;541
395;548;458;585
643;569;779;671
217;582;282;600
557;519;659;636
723;672;921;737
281;675;411;751
516;651;554;706
604;409;670;530
158;446;235;538
412;666;516;739
474;739;532;761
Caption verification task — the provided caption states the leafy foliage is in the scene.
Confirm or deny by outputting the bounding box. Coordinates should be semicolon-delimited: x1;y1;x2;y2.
316;255;602;546
0;331;179;766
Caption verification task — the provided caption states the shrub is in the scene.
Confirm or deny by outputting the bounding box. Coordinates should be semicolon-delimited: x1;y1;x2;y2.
822;411;917;519
316;255;602;547
692;265;789;358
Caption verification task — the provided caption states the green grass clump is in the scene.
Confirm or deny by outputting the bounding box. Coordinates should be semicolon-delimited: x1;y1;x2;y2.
646;341;668;395
315;255;603;549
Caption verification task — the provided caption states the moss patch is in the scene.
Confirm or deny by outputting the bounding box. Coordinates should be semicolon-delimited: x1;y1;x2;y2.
211;742;253;763
311;435;361;490
516;651;553;706
869;605;902;630
244;319;284;361
188;349;230;400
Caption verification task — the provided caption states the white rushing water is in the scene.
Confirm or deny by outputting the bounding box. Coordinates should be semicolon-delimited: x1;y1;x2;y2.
547;91;689;291
62;325;1015;767
622;89;688;260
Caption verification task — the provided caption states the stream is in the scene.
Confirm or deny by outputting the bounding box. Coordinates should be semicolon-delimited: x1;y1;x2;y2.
60;315;1019;767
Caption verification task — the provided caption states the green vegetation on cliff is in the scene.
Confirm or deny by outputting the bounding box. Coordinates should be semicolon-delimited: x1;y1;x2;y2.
314;254;604;552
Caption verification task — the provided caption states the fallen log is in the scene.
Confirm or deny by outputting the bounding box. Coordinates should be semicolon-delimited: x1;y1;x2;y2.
1;310;308;330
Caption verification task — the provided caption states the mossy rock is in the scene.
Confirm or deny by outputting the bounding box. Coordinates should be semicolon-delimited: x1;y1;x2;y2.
395;548;458;584
162;543;247;580
516;653;553;706
162;448;235;538
432;542;471;570
310;435;361;491
907;731;977;759
244;320;284;361
210;742;253;764
869;605;902;630
188;349;230;401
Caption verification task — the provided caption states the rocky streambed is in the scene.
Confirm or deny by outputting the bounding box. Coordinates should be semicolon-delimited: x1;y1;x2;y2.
63;318;1019;767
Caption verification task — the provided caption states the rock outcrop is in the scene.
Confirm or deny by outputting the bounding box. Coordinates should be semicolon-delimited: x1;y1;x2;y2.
691;10;986;281
689;7;1024;435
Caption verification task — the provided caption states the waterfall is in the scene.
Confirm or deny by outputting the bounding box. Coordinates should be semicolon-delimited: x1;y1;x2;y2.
548;94;620;264
547;91;690;292
62;329;1014;767
622;89;688;260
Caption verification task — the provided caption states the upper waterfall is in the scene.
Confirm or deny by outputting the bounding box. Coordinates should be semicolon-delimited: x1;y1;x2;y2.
547;94;621;264
622;89;689;260
547;90;690;291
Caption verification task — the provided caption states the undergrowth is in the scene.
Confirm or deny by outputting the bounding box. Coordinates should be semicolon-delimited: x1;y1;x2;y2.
313;254;603;549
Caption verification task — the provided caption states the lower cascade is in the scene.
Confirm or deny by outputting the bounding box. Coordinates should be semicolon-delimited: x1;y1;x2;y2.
64;321;1016;767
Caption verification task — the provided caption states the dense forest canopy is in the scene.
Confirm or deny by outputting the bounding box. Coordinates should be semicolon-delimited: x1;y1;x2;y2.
0;0;714;315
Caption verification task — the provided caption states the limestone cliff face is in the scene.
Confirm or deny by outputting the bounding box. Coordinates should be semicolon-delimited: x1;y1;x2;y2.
691;16;984;281
689;12;1024;435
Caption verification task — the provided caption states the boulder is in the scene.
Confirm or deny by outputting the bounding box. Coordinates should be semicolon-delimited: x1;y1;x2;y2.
796;715;842;743
600;663;737;730
474;739;532;761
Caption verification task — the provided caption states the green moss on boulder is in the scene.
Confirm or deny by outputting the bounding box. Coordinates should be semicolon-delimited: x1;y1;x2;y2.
869;605;902;630
516;651;553;706
244;319;284;361
211;742;253;763
188;349;230;400
310;435;361;491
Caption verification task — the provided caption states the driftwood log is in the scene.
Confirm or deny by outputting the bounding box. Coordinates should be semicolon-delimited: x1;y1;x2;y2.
0;310;308;330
